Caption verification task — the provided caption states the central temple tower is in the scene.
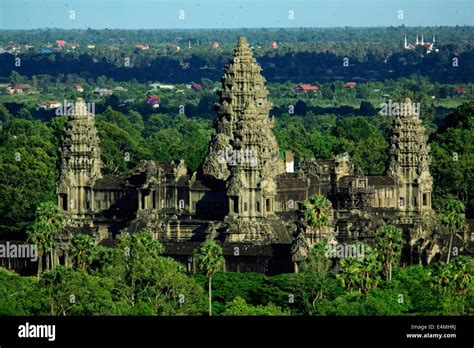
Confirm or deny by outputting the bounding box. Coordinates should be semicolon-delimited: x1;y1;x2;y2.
388;98;433;217
203;37;285;223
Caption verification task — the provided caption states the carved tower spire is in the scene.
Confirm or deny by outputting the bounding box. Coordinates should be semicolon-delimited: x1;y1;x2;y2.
202;36;285;221
388;98;433;215
57;98;102;223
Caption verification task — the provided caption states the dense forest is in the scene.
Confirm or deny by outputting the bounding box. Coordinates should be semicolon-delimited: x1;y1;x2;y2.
0;28;472;316
0;233;472;316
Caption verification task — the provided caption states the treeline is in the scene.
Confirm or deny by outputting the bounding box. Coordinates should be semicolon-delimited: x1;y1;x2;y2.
1;27;473;45
1;45;473;83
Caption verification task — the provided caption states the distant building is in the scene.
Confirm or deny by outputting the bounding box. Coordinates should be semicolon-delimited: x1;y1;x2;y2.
211;42;220;49
285;151;294;173
271;41;279;49
39;101;62;109
94;88;113;96
146;95;160;108
403;35;438;54
6;44;21;52
294;84;319;93
191;82;202;91
75;84;84;93
135;44;149;50
7;84;32;94
344;82;357;88
453;85;467;94
56;40;66;47
113;86;128;92
150;83;175;90
169;44;181;52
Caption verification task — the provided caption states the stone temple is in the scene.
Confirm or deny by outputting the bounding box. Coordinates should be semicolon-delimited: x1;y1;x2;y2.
56;37;442;274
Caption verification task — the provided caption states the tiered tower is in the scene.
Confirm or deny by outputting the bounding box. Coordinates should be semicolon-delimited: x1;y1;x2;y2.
57;98;102;225
202;36;285;222
388;98;433;217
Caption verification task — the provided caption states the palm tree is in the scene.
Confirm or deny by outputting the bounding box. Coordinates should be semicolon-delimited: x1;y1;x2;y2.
70;235;95;270
27;221;49;278
431;262;454;295
358;247;382;294
337;244;382;295
452;257;472;296
27;202;64;277
440;198;466;264
300;194;331;243
194;240;224;316
375;225;404;281
337;257;361;293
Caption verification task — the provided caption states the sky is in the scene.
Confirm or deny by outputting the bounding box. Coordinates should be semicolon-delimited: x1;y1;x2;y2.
0;0;472;29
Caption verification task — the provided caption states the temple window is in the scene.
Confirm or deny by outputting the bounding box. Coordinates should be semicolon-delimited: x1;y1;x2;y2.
232;197;239;213
423;193;428;206
399;197;404;208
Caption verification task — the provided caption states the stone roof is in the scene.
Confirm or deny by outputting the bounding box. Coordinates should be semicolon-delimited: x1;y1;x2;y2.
276;173;307;190
94;177;125;189
367;176;395;186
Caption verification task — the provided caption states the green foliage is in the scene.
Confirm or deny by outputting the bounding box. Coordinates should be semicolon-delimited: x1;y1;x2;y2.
195;240;224;277
430;257;473;315
334;117;388;174
27;202;64;275
0;119;57;234
300;194;331;229
337;244;382;295
439;196;467;263
39;266;120;315
0;268;48;315
95;120;151;176
221;296;289;316
70;234;95;270
375;225;404;281
431;102;474;217
105;232;206;315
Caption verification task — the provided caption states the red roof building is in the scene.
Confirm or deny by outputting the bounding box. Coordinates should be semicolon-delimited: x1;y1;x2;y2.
56;40;66;47
191;82;202;91
146;95;160;108
294;84;319;93
344;82;357;88
453;86;467;94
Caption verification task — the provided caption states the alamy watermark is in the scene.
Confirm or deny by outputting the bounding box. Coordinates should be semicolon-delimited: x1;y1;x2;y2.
379;100;420;117
325;243;365;261
55;99;96;117
0;242;38;262
216;146;258;166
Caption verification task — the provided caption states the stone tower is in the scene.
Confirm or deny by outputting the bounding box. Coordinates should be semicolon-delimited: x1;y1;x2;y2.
57;98;102;225
388;98;433;217
203;36;285;222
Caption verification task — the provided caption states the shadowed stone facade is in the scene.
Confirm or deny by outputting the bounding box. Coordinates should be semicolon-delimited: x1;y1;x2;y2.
56;37;444;274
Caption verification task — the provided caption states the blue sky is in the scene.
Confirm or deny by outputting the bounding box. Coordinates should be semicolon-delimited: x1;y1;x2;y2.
0;0;472;29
